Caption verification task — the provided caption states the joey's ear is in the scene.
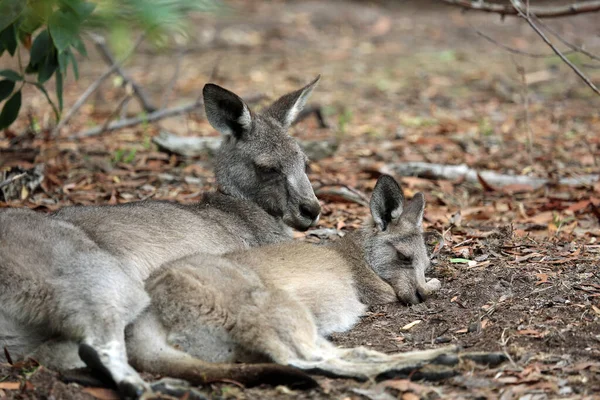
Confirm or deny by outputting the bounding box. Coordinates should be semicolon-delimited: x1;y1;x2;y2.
402;193;425;227
264;75;320;129
203;83;252;138
369;175;404;231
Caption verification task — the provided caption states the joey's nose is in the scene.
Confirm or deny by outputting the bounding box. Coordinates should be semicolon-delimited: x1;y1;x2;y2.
299;201;321;224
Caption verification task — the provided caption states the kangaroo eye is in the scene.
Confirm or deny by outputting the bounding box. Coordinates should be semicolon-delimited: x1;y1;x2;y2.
256;164;279;177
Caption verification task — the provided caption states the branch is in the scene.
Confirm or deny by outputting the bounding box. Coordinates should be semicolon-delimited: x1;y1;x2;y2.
533;17;600;63
89;33;157;113
474;29;576;59
510;0;600;96
440;0;600;18
52;34;145;136
389;161;599;188
71;99;204;139
70;93;266;140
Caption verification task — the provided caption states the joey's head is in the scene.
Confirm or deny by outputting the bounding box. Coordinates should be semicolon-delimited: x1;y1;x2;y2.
203;77;321;231
363;175;441;305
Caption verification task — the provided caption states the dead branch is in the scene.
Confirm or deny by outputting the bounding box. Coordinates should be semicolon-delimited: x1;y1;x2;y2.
53;34;145;136
89;33;157;113
70;94;266;140
390;161;599;188
510;0;600;96
439;0;600;18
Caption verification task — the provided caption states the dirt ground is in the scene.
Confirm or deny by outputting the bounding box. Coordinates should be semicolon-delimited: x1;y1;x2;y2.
1;0;600;399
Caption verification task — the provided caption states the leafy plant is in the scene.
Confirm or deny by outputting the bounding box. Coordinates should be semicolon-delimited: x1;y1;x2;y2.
0;0;221;130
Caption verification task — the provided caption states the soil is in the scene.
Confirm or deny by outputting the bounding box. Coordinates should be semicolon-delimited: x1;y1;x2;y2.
1;1;600;399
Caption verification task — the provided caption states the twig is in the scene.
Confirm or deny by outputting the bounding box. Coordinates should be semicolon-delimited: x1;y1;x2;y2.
89;33;157;112
53;34;145;136
314;186;369;206
439;0;600;18
513;58;534;165
474;29;576;59
160;48;185;109
533;17;600;63
99;92;133;134
0;173;26;189
510;0;600;96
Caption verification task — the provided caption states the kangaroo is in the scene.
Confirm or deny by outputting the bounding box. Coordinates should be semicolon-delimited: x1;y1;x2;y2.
125;175;449;383
0;78;323;397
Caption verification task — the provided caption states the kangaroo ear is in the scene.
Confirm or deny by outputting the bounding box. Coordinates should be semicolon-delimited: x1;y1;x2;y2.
402;193;425;227
203;83;252;139
264;75;320;129
370;175;404;231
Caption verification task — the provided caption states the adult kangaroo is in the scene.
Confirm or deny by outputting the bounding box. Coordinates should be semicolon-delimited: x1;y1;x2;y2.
0;77;322;397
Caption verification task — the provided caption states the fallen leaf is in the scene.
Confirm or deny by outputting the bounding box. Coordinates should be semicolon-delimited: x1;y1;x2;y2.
401;320;422;331
0;383;20;390
535;273;550;285
455;328;468;334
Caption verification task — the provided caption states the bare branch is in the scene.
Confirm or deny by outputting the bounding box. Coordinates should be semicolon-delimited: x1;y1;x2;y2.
510;0;600;96
89;33;157;113
52;34;145;136
474;29;576;59
440;0;600;18
533;17;600;63
69;93;266;140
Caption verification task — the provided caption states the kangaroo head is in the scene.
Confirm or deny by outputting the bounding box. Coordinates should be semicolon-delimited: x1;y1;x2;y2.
203;77;321;231
363;175;441;305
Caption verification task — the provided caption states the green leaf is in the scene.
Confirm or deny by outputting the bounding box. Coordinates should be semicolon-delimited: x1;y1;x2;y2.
68;51;79;79
38;53;58;84
449;258;472;264
49;9;80;52
0;90;22;130
71;34;87;57
30;30;51;66
60;0;96;20
0;80;15;102
55;70;63;111
0;69;22;81
0;24;17;56
0;0;25;32
58;49;69;76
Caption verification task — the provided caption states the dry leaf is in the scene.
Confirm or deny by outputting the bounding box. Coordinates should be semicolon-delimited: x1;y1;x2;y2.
401;320;422;331
0;383;20;390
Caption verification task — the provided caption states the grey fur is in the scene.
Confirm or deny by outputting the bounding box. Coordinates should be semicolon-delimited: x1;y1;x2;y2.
0;78;321;396
126;175;444;381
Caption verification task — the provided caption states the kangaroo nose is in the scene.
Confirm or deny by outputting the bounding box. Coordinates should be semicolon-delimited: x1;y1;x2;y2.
299;201;321;223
